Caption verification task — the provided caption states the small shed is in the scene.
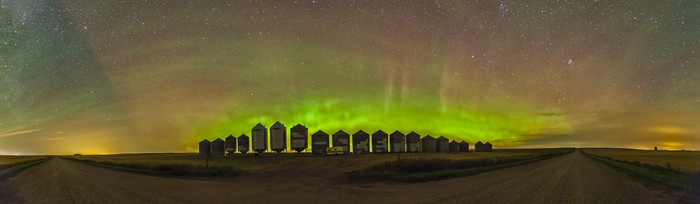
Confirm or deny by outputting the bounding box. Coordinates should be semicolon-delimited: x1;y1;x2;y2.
311;130;330;155
352;130;370;153
485;142;493;152
225;135;237;156
436;136;449;152
459;141;469;152
199;139;211;157
405;131;421;153
238;134;250;154
371;130;389;153
475;141;485;152
252;123;268;154
270;121;287;153
421;135;436;152
332;130;351;154
389;131;406;153
211;138;225;157
290;124;309;153
449;140;460;152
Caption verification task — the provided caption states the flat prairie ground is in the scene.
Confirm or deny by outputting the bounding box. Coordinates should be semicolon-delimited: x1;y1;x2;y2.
1;149;675;203
0;156;47;165
70;148;570;174
582;148;700;173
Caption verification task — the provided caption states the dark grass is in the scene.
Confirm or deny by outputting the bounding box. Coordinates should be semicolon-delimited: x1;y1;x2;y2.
63;157;240;178
0;157;52;182
581;150;695;193
348;148;574;182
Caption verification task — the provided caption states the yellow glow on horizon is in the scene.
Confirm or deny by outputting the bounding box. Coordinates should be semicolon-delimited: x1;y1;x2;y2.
649;126;688;135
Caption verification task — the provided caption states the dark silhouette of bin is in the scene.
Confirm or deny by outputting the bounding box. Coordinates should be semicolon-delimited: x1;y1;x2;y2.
475;141;485;152
270;121;286;153
436;136;449;152
225;135;236;156
252;123;268;154
459;141;469;152
211;138;225;157
372;130;389;153
485;142;493;152
421;135;436;152
290;124;308;153
332;130;350;154
352;130;370;153
199;139;211;157
406;131;421;152
238;134;249;154
390;131;406;153
449;140;460;152
311;130;329;155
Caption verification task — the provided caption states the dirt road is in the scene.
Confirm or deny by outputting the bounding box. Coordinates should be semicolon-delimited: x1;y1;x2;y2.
0;150;672;203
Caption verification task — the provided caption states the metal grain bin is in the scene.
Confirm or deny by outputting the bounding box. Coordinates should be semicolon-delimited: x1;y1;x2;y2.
225;135;237;156
475;141;485;152
199;139;211;157
332;130;350;154
389;131;405;153
421;135;436;152
449;140;460;152
436;136;449;152
371;130;388;153
406;131;421;153
485;142;493;152
270;121;287;153
352;130;370;153
211;138;225;157
311;130;330;155
252;123;268;154
238;134;250;154
290;124;309;153
459;141;469;152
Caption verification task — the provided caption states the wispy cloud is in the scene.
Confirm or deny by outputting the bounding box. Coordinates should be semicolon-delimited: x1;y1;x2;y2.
38;137;64;141
0;129;42;138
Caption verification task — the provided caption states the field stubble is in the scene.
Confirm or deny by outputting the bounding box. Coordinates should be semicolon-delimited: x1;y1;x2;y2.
67;148;573;180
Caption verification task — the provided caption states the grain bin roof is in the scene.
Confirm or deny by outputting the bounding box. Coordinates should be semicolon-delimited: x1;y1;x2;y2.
253;123;266;130
391;130;404;135
334;130;348;135
373;130;387;135
313;130;328;135
354;130;368;135
213;138;224;142
437;136;448;140
226;135;235;139
271;121;284;128
200;139;210;143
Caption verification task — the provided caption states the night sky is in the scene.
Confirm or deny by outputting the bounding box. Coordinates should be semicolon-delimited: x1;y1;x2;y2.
1;0;698;154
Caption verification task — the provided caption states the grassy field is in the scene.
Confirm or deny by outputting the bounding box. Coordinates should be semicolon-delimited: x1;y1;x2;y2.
582;148;700;174
65;149;573;178
349;148;574;182
581;148;699;199
0;156;51;181
0;155;48;165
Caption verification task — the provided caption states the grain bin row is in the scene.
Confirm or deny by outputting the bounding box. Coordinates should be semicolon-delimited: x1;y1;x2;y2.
198;122;493;156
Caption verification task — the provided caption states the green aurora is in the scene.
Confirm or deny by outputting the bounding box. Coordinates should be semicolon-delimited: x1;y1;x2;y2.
1;0;698;154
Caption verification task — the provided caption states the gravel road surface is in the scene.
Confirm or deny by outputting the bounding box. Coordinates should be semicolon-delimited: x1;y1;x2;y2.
0;150;672;203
